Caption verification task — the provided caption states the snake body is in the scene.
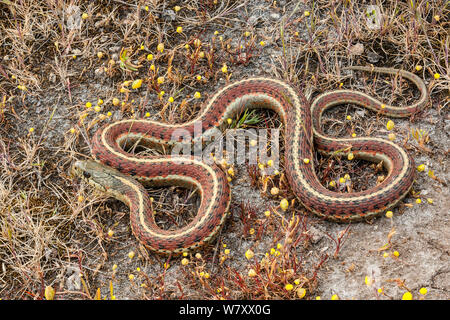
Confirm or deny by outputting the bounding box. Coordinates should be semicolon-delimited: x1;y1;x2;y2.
73;66;428;254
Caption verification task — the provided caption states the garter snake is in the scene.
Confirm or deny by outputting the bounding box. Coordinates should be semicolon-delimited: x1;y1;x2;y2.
73;66;428;253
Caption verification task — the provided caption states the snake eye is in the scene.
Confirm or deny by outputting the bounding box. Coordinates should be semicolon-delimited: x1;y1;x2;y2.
83;171;91;179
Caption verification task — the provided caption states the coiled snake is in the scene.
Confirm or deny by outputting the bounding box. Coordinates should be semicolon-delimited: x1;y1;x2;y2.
73;66;428;253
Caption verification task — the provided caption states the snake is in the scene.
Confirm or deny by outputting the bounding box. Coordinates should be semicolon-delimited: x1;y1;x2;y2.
73;66;428;254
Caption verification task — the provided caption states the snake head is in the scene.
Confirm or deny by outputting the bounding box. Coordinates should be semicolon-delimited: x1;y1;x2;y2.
72;160;124;192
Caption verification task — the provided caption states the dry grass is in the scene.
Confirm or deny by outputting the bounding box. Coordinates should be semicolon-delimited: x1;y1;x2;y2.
0;0;448;300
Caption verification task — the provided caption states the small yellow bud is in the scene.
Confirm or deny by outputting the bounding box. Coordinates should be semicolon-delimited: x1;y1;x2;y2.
147;54;153;61
94;105;101;112
385;211;393;218
386;120;395;131
97;98;104;105
304;11;310;16
227;118;233;125
195;253;202;259
347;152;354;160
194;92;201;99
224;249;230;255
128;251;135;259
417;164;426;172
297;288;306;299
280;198;289;211
270;187;279;195
427;198;433;204
181;258;189;266
245;249;254;260
264;210;271;217
157;43;164;53
393;251;400;257
28;127;35;133
331;294;339;300
303;158;310;164
402;291;413;300
346;115;352;120
329;180;336;188
419;287;427;295
285;284;294;291
415;65;422;71
85;102;92;108
260;41;265;46
112;264;117;270
81;13;89;20
112;98;120;106
221;64;228;73
128;274;135;280
352;133;357;137
107;229;114;237
107;111;112;117
174;6;181;12
416;198;422;204
44;286;55;300
157;76;165;84
433;15;440;22
176;26;183;33
433;73;440;80
248;268;257;277
132;79;143;89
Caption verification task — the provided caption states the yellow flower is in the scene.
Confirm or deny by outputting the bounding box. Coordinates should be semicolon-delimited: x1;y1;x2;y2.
224;249;230;255
427;198;433;204
433;73;440;79
176;26;183;33
112;98;120;106
69;128;76;134
264;210;271;217
97;52;104;59
388;133;396;141
128;251;135;259
150;64;155;71
221;64;228;73
107;111;112;117
157;43;164;53
339;177;345;184
346;115;352;120
270;187;279;195
94;105;101;112
260;41;265;46
402;291;413;300
196;75;202;81
85;102;92;108
331;294;339;300
434;15;440;21
315;296;321;300
107;229;114;237
416;198;422;204
385;211;393;218
132;79;143;89
181;258;189;266
44;286;55;300
329;180;336;188
112;264;117;270
245;249;254;260
285;284;294;291
419;287;427;295
174;5;181;12
280;198;289;211
147;54;153;61
386;120;395;131
415;65;422;71
81;13;89;20
244;31;251;37
347;152;354;160
267;160;274;167
304;11;310;16
128;274;135;280
297;288;306;299
157;76;165;84
144;6;149;11
28;127;35;133
195;253;202;259
248;269;257;277
417;164;425;172
145;112;150;117
194;39;201;47
168;96;174;103
194;92;201;99
351;133;357;137
303;158;310;164
97;98;104;105
393;251;400;257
